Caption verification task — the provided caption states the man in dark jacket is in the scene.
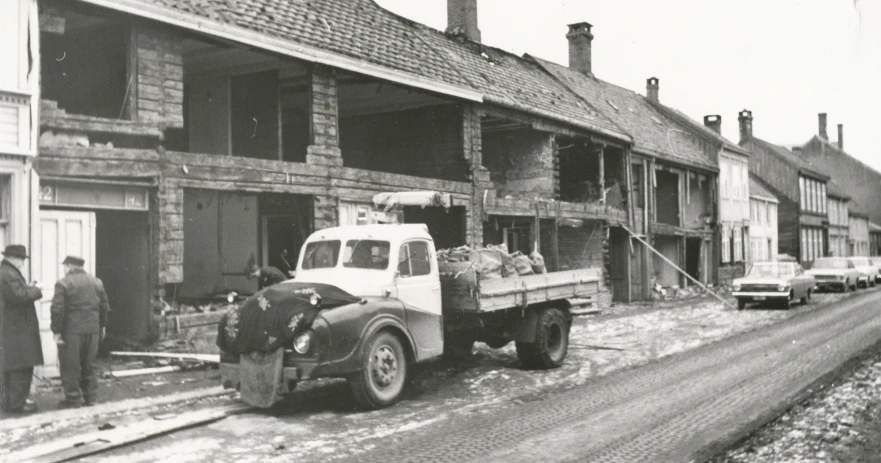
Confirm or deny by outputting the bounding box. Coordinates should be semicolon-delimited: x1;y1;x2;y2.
0;244;43;414
51;256;110;408
249;264;287;290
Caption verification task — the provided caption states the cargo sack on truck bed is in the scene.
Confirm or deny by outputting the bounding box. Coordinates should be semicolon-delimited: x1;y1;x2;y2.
469;246;504;280
217;282;360;355
511;251;535;276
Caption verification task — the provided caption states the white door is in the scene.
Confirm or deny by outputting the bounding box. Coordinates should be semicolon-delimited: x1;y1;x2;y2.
394;240;443;358
34;210;96;378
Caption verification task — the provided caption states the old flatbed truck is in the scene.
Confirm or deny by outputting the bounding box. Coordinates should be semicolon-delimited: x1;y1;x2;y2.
221;199;600;409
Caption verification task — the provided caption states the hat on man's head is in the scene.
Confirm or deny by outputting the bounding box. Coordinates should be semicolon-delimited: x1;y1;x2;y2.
2;244;29;259
62;256;85;267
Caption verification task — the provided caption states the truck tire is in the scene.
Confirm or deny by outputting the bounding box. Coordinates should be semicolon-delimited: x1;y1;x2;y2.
349;331;407;409
515;308;569;370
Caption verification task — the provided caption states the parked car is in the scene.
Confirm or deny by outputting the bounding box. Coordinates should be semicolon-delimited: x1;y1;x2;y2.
732;261;816;310
846;257;877;288
871;258;881;284
806;257;860;292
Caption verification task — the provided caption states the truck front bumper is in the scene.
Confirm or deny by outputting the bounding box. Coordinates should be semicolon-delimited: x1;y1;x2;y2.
220;362;321;391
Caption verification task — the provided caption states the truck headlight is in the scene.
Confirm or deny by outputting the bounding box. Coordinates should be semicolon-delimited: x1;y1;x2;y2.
294;332;311;354
733;285;741;292
777;284;788;292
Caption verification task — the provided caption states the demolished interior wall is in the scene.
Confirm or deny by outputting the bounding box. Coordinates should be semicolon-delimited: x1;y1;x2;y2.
482;128;555;200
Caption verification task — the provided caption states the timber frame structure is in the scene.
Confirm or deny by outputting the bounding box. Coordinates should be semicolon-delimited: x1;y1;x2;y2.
35;0;644;344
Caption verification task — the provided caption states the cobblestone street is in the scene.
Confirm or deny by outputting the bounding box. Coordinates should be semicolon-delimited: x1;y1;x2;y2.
6;288;873;463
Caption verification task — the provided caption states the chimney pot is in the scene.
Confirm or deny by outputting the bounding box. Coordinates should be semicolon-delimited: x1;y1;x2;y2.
566;22;594;75
737;109;753;142
646;77;659;102
703;115;722;135
446;0;481;42
818;113;828;140
837;123;843;150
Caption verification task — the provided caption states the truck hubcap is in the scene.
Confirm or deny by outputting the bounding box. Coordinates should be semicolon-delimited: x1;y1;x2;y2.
371;346;398;388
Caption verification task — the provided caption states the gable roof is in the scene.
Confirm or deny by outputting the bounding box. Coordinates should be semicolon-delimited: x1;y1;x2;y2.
749;176;778;202
80;0;630;142
413;26;629;141
647;103;749;157
740;136;830;181
530;56;717;172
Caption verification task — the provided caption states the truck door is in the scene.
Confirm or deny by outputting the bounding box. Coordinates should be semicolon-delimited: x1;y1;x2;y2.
395;240;443;357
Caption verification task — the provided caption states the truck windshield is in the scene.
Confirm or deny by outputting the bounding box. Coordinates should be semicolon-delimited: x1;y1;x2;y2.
746;263;793;278
301;240;341;270
343;240;391;270
812;258;847;269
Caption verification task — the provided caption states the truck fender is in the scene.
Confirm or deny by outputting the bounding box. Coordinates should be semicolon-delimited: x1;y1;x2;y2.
356;316;418;366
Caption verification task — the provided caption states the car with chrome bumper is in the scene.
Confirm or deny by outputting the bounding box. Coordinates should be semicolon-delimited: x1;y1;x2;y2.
732;261;816;310
847;257;878;288
806;257;860;292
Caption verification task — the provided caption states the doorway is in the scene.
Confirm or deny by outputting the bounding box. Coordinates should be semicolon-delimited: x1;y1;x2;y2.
96;210;150;343
685;238;702;284
609;227;631;302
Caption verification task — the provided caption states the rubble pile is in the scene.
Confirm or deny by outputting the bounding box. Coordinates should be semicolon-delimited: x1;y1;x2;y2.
714;355;881;462
437;245;546;280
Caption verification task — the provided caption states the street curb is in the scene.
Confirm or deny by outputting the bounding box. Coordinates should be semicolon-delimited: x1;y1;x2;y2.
0;386;233;432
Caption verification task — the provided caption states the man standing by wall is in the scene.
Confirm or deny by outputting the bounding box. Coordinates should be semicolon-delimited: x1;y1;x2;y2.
51;256;110;408
0;245;43;414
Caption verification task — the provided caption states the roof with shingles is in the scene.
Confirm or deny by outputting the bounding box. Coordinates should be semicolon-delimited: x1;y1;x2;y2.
749;176;778;202
114;0;629;141
740;136;830;181
413;26;629;141
530;56;717;171
648;103;749;156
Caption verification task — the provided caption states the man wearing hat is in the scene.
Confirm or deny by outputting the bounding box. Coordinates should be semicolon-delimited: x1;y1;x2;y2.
51;255;111;408
246;254;287;290
0;244;43;414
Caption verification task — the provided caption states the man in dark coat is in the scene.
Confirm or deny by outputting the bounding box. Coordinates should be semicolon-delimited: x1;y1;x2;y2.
249;264;287;290
51;256;110;408
0;244;43;414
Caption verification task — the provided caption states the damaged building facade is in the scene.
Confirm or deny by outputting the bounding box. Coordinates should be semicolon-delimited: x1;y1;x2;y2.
534;28;722;296
31;0;661;359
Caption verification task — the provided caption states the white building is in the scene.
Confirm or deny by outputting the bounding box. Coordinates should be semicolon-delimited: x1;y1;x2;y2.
719;146;751;279
749;177;778;262
0;0;39;270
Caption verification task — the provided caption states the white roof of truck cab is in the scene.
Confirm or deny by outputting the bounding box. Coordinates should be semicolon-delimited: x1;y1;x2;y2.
305;224;432;244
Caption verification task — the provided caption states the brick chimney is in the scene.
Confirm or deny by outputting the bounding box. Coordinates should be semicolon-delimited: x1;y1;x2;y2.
566;22;594;76
646;77;659;102
818;113;828;140
738;109;753;142
837;124;844;150
447;0;480;42
703;115;722;135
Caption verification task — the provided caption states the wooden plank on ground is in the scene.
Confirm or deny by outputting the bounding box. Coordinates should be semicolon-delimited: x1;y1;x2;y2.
110;352;220;363
9;404;250;463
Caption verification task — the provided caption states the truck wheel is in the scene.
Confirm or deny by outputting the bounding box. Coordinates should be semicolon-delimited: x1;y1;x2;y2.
515;308;569;370
349;331;407;409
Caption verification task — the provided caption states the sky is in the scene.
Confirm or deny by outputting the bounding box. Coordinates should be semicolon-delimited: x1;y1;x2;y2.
375;0;881;171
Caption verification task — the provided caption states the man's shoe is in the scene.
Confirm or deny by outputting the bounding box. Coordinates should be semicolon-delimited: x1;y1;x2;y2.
57;399;81;409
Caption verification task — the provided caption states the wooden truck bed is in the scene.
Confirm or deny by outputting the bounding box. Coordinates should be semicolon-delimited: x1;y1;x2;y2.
438;262;601;312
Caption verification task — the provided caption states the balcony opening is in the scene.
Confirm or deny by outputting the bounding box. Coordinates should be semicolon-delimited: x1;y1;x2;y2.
655;169;680;226
482;118;555;200
337;73;466;181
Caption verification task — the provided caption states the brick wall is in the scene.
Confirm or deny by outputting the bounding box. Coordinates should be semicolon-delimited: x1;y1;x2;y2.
482;129;555;200
306;65;341;229
339;104;466;181
464;104;490;247
158;178;184;283
557;220;610;304
130;25;183;127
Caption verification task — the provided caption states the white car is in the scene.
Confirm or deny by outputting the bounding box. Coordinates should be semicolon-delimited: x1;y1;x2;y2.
847;257;877;288
806;257;860;293
733;262;816;310
870;258;881;284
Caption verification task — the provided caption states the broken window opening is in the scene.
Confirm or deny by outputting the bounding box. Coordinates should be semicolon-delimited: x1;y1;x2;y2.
557;138;626;208
338;72;467;181
482;122;555;200
654;169;680;227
